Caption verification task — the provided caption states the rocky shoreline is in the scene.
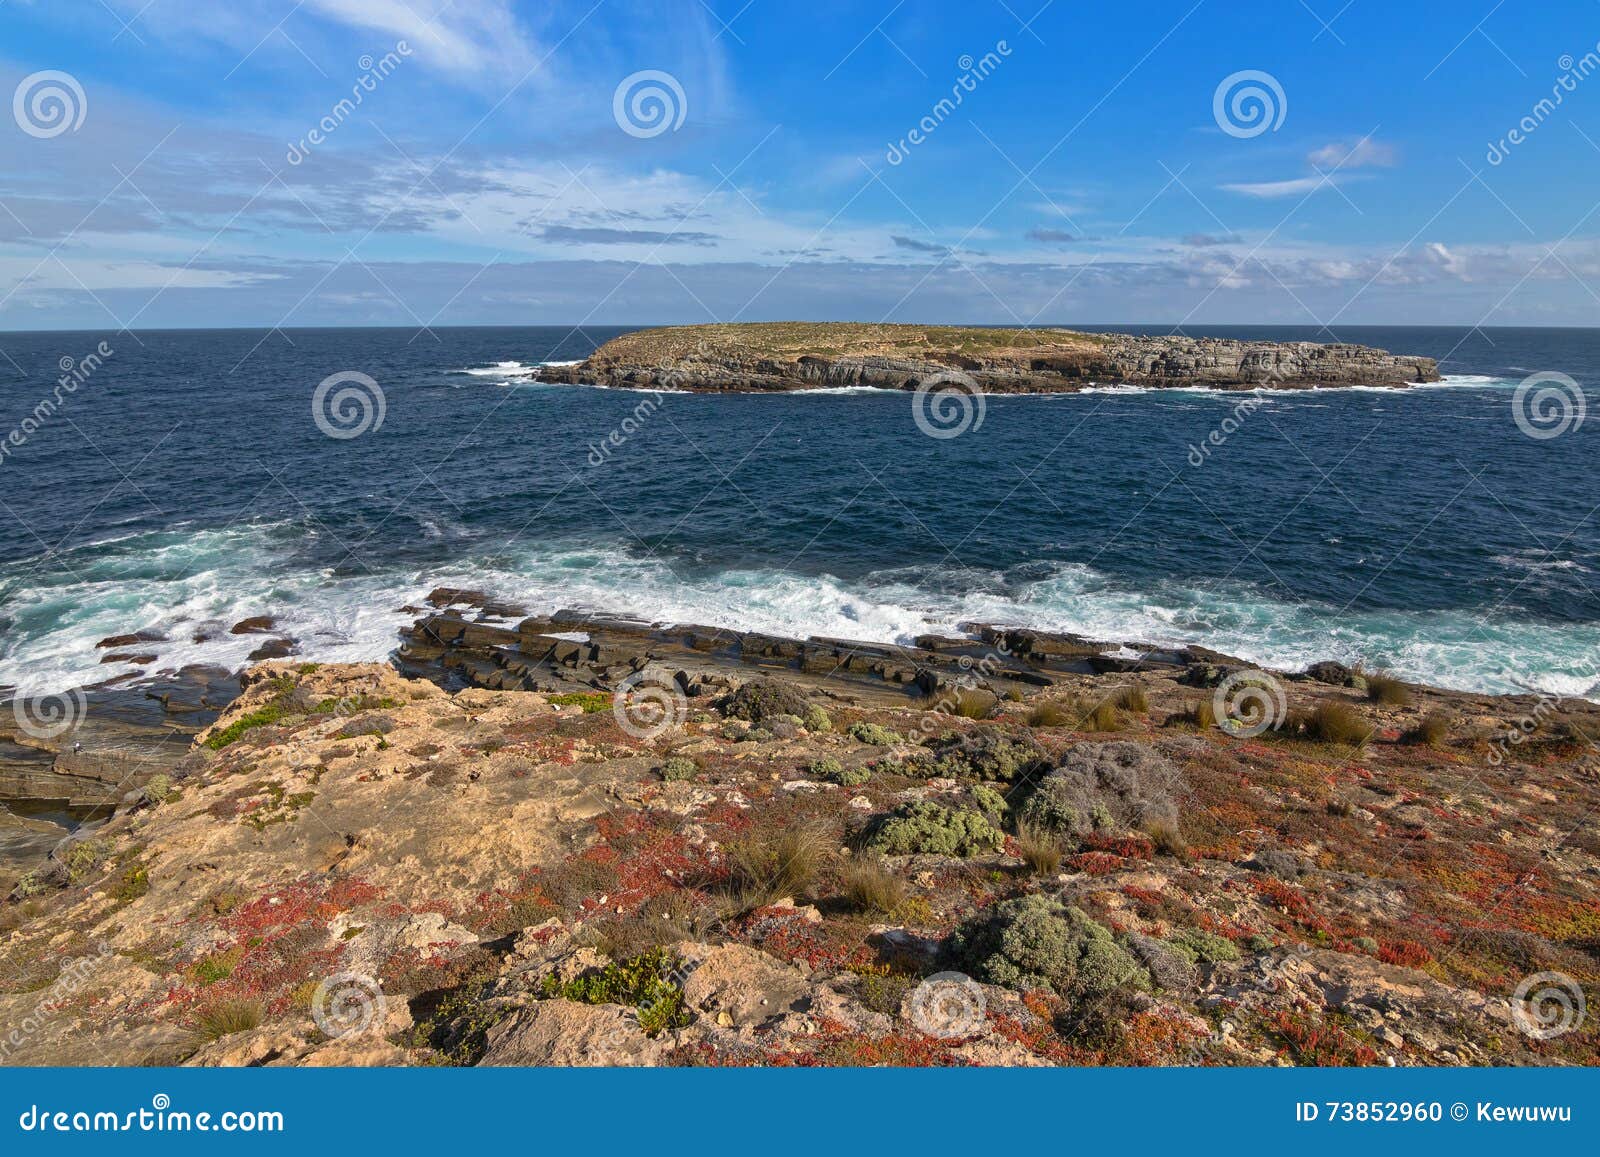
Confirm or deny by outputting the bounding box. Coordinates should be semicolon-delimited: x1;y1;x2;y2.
2;586;1596;1069
3;584;1588;874
532;322;1442;393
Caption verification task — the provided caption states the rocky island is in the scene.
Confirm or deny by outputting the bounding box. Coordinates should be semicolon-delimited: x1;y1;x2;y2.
533;322;1442;393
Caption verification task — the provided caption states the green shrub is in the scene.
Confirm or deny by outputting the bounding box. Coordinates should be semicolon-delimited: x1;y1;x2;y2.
660;757;698;782
63;838;111;883
719;680;812;723
547;947;689;1036
144;773;175;803
802;705;833;733
549;691;611;714
864;802;1003;857
807;757;843;780
203;703;291;749
1017;741;1182;838
833;765;871;788
921;727;1048;782
970;784;1008;822
949;895;1148;999
847;721;903;746
1165;927;1241;965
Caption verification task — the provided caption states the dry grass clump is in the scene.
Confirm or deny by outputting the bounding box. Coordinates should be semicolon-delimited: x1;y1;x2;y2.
1177;698;1217;730
193;998;263;1042
1365;674;1413;707
1027;699;1073;727
581;894;723;959
1402;712;1451;748
1145;818;1187;858
1028;696;1127;732
838;856;907;914
921;686;1000;719
1290;702;1374;747
1014;821;1063;875
1074;696;1127;732
723;823;831;910
1113;684;1149;713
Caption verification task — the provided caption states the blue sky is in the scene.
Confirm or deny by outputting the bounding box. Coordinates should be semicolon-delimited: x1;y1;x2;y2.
1;0;1598;329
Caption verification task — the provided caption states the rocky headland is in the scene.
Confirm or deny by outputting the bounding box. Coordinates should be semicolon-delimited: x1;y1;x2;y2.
533;323;1442;393
2;589;1595;1068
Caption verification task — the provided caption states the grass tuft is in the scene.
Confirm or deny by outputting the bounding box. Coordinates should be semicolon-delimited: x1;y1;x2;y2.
838;856;907;914
1365;674;1413;707
1290;702;1374;747
723;823;830;910
193;998;263;1042
1402;713;1451;748
920;686;1000;719
1014;821;1063;876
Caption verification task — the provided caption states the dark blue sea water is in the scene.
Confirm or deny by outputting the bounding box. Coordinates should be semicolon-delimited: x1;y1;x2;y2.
0;324;1596;697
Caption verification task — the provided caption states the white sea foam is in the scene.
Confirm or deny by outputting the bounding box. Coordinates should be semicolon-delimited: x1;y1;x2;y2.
4;526;1598;700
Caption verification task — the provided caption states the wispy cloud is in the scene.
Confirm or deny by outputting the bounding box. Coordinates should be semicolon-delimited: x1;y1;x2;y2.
538;224;720;246
1222;137;1396;199
1308;138;1397;170
1220;174;1340;198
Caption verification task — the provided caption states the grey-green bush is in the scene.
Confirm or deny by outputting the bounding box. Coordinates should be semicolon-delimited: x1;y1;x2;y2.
949;895;1149;999
921;727;1049;782
847;721;903;746
864;801;1004;857
1017;741;1182;837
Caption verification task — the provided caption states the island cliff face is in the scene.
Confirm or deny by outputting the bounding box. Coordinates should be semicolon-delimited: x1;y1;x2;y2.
535;323;1442;393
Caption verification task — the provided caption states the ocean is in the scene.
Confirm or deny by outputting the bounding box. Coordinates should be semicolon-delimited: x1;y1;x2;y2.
0;324;1596;699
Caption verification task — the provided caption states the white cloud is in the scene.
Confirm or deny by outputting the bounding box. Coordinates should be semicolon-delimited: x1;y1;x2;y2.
1308;138;1397;170
303;0;540;76
112;0;542;80
1220;175;1341;198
